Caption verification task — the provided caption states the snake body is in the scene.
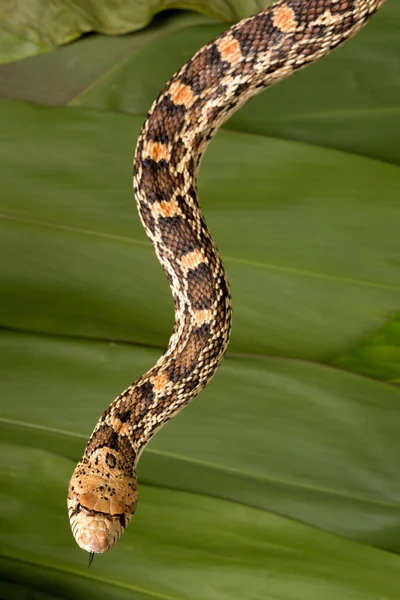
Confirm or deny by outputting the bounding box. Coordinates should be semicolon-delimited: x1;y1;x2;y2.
68;0;386;554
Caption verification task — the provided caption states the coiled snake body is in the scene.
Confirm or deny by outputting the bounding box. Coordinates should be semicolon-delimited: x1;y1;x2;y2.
68;0;386;554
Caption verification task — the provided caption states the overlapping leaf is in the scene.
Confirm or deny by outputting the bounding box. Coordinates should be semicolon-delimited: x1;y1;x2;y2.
0;0;272;64
1;100;399;358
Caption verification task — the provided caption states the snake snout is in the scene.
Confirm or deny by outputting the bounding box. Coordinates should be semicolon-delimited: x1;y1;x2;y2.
70;510;122;553
68;491;129;553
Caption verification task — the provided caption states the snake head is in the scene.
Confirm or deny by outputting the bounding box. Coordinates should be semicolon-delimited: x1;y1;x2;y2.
68;449;138;554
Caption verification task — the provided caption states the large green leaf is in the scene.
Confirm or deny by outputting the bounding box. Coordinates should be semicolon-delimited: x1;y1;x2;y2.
1;100;399;359
1;443;400;599
1;1;400;598
2;329;400;554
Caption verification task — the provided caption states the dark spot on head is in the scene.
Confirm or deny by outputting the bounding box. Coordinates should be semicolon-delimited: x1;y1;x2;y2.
105;453;117;469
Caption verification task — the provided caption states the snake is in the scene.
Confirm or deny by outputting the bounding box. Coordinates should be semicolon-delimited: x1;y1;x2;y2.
68;0;386;555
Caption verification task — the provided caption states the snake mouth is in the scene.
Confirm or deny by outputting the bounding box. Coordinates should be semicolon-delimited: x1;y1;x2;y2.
68;500;128;553
68;502;126;526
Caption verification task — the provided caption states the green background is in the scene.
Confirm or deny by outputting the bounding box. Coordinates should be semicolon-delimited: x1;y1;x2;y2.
0;1;400;598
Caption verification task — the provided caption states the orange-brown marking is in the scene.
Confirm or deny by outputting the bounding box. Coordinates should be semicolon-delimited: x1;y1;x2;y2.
143;140;170;163
107;416;131;437
217;33;243;67
152;198;180;218
169;81;195;108
180;249;204;273
272;5;297;33
119;422;132;437
193;309;212;326
109;416;124;433
151;371;170;394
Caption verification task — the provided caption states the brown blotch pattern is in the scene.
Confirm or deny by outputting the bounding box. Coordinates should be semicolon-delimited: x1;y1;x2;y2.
232;11;283;56
69;0;384;555
167;323;211;383
146;95;186;144
158;215;198;259
180;44;229;95
187;262;216;310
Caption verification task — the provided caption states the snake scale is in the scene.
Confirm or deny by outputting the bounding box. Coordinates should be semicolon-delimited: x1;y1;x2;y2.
68;0;386;554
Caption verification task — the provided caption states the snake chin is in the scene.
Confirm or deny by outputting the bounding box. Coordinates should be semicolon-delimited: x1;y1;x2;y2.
68;504;129;553
67;490;134;553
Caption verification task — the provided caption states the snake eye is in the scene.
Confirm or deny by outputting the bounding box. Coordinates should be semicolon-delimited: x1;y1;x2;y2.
76;503;82;512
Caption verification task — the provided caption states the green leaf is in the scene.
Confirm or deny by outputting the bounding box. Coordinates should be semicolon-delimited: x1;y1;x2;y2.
1;5;398;163
2;329;400;554
1;99;400;359
1;2;400;597
0;25;47;65
1;442;400;599
0;0;273;64
0;12;218;104
332;315;400;383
